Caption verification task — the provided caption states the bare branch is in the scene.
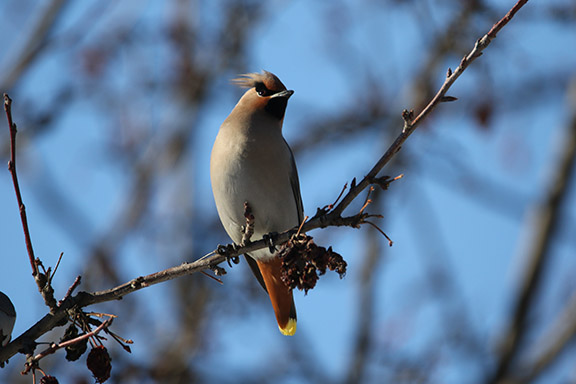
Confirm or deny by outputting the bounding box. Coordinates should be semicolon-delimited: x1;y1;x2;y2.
3;94;37;276
327;0;530;220
4;93;59;312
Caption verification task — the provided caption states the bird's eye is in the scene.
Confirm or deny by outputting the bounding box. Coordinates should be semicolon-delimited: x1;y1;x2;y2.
255;83;268;97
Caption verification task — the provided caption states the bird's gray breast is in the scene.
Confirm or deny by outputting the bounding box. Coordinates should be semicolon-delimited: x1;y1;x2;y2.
211;127;300;257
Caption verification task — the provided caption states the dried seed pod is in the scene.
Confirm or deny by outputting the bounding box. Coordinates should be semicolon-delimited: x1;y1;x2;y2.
40;376;59;384
61;324;88;361
87;345;112;383
279;235;347;294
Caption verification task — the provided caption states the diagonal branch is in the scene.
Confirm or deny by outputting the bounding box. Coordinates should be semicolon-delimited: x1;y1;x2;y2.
328;0;530;219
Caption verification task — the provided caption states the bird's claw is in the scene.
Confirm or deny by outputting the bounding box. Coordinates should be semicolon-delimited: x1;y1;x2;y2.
217;244;240;267
263;232;278;253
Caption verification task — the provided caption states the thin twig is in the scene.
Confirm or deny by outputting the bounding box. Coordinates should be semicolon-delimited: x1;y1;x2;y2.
359;186;375;215
58;276;82;307
4;94;38;276
51;253;64;280
364;221;393;247
200;270;224;285
4;94;59;312
296;215;309;237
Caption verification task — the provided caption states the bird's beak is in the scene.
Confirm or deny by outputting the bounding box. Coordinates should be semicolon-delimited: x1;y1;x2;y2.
271;90;294;99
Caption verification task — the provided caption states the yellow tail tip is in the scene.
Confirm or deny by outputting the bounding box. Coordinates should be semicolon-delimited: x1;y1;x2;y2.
279;318;297;336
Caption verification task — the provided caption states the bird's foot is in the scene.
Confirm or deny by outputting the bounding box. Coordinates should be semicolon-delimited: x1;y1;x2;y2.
217;243;241;267
263;232;278;253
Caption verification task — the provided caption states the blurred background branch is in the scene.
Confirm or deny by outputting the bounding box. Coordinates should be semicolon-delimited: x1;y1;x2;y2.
487;76;576;384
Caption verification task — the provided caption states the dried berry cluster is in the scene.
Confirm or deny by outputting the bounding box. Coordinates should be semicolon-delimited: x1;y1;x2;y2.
57;315;123;383
279;234;347;294
87;345;112;383
61;324;88;361
39;376;59;384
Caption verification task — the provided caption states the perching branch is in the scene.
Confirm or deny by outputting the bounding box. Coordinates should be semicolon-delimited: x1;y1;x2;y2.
0;0;530;367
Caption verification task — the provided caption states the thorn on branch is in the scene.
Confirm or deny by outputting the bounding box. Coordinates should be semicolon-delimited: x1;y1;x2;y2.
447;67;453;77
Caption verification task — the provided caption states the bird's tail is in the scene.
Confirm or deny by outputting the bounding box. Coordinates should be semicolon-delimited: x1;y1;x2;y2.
256;258;297;336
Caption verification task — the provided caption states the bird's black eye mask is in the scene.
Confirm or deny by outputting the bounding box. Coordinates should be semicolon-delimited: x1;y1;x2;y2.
255;82;275;97
255;81;289;119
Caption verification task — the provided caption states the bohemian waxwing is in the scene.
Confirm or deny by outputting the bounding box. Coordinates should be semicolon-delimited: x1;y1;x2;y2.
210;71;302;336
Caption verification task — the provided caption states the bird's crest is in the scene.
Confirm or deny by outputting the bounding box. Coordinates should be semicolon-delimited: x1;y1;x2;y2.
232;70;286;92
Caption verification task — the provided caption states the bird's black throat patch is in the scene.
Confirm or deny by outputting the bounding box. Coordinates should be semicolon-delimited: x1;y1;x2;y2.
265;97;288;120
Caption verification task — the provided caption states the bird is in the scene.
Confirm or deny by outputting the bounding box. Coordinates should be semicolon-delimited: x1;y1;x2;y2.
0;291;16;347
210;71;303;336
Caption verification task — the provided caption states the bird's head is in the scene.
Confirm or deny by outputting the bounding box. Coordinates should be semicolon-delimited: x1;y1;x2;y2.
232;71;294;121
